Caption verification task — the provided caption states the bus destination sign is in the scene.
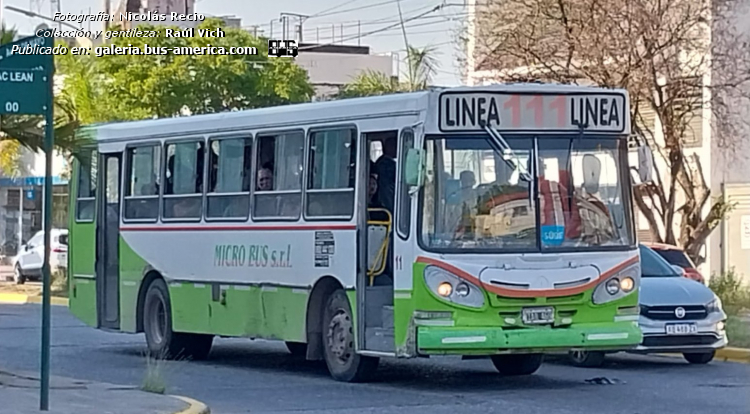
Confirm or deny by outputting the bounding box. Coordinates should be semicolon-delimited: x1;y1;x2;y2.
438;92;627;133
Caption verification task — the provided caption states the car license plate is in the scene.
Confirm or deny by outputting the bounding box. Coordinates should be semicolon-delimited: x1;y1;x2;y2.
666;323;698;335
522;307;554;325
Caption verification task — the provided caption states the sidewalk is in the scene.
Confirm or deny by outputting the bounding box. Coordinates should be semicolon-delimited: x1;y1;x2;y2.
0;369;208;414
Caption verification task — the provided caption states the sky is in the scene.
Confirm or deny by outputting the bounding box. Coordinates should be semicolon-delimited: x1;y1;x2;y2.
2;0;468;86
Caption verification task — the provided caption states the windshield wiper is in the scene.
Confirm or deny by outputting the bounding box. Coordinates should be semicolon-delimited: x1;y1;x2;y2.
481;121;533;182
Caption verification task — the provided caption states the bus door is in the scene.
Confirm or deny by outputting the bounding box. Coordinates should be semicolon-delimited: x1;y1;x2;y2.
361;126;417;353
96;152;122;330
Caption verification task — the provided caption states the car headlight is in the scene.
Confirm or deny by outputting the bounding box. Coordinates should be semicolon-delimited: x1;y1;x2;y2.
424;265;485;309
592;263;640;305
706;297;722;313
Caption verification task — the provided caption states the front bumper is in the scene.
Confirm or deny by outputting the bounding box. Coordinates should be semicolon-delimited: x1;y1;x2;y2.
416;321;642;355
629;313;727;353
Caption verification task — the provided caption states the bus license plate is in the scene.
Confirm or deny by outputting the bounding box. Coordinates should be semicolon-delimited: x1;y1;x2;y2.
666;323;698;335
522;307;554;325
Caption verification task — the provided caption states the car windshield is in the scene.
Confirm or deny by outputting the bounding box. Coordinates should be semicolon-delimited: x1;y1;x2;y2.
639;245;681;277
419;134;634;251
653;248;693;268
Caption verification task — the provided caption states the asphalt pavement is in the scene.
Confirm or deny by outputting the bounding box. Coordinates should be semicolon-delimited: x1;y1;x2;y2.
1;303;749;414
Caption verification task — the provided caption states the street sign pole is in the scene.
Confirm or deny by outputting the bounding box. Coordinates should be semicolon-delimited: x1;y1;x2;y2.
39;54;54;412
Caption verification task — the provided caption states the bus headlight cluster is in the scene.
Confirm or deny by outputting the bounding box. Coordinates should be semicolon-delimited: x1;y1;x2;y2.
593;263;640;305
424;266;485;309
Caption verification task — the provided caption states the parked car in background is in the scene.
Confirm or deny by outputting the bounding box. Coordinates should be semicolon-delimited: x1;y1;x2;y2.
567;244;726;367
645;242;705;284
10;228;68;284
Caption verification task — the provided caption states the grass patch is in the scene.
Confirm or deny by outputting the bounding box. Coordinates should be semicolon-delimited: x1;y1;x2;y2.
141;354;168;394
51;269;68;298
727;316;750;348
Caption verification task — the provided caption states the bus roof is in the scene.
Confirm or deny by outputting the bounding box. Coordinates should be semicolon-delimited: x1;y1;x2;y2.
85;83;629;143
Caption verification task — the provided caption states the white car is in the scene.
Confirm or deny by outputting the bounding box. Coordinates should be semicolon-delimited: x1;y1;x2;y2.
11;228;68;284
567;244;727;367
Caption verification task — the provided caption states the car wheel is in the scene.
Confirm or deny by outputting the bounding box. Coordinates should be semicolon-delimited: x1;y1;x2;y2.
567;350;606;367
14;264;26;285
143;278;213;360
490;354;544;375
322;289;379;382
683;351;715;364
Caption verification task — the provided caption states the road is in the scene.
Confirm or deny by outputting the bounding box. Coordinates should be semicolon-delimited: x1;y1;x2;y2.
2;304;749;414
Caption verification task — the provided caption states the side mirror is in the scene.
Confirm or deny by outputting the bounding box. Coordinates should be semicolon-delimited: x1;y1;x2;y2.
582;154;601;194
404;148;425;187
23;244;30;252
637;144;654;183
671;264;684;275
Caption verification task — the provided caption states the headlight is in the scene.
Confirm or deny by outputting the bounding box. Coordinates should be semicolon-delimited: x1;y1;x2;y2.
424;266;485;309
706;297;722;313
593;263;641;305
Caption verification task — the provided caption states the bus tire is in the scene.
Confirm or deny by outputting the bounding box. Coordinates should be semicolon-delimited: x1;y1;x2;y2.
285;341;307;356
322;289;378;382
567;350;606;368
143;278;213;361
490;354;544;375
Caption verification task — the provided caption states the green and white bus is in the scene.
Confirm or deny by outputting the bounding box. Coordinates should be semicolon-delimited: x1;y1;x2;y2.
68;83;644;382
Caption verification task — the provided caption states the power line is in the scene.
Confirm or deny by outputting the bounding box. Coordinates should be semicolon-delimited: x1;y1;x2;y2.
299;4;448;50
308;0;422;19
308;0;364;18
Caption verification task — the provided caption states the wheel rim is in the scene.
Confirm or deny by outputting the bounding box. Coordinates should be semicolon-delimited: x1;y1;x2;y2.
326;309;353;365
147;295;167;346
571;350;588;362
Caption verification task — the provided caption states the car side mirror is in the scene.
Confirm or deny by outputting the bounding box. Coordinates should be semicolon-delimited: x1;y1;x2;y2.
671;264;684;275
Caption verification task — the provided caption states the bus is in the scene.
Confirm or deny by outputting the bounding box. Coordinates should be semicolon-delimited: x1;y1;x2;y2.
67;83;645;382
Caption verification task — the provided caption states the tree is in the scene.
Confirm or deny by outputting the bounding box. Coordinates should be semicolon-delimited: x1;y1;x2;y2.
338;45;439;98
57;18;314;122
465;0;750;265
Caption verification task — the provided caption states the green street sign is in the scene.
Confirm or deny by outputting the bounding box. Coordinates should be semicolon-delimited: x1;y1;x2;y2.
0;35;54;70
0;68;49;114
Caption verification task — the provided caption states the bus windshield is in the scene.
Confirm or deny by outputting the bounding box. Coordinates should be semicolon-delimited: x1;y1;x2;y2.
420;134;634;252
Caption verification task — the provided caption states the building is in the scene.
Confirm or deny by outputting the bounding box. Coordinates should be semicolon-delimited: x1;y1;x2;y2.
112;0;240;30
463;0;750;282
294;43;396;100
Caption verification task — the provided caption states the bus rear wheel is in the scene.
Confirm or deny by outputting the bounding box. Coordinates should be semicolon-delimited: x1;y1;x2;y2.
143;279;213;361
491;354;544;375
322;289;378;382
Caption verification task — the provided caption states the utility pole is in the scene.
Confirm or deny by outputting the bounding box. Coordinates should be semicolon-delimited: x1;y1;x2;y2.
103;0;109;33
280;12;308;42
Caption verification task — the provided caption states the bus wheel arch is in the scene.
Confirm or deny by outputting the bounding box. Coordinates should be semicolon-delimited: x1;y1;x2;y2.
305;276;344;361
136;269;163;333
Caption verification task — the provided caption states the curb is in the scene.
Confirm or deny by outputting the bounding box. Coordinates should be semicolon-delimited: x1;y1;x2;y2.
715;347;750;364
0;293;68;307
172;395;210;414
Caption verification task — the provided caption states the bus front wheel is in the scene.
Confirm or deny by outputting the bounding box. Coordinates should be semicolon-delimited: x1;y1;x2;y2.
322;289;378;382
491;354;544;375
143;279;213;361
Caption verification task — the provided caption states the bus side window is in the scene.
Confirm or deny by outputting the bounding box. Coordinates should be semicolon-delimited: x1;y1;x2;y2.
124;144;161;221
206;136;252;219
306;127;357;219
75;148;97;222
253;131;304;219
163;140;204;220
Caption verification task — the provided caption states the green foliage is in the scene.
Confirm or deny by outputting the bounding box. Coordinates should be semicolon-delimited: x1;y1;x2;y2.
58;18;314;123
338;45;439;98
726;316;750;348
709;267;750;316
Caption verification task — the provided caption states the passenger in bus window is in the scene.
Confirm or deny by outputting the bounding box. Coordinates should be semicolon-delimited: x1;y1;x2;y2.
368;172;381;208
373;137;397;212
257;167;273;191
